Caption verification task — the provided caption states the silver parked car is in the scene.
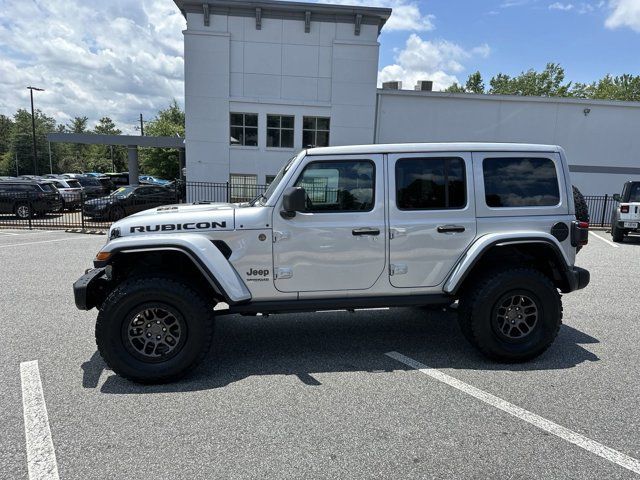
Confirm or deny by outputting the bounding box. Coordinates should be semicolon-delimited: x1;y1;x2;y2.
50;178;84;210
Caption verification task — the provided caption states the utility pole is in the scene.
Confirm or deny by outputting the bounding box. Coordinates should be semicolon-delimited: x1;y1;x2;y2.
110;145;114;172
15;152;19;176
27;86;44;175
48;141;53;174
139;113;144;136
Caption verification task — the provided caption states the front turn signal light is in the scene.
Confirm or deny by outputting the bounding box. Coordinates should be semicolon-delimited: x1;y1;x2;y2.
95;251;111;262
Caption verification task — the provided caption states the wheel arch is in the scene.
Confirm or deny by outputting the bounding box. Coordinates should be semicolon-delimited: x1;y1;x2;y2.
93;235;251;307
445;234;574;296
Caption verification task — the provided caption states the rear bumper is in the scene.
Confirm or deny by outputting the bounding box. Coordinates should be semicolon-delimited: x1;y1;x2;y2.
73;267;107;310
617;220;640;231
565;266;590;293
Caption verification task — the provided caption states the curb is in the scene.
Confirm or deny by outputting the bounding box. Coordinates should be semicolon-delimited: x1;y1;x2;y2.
64;229;106;235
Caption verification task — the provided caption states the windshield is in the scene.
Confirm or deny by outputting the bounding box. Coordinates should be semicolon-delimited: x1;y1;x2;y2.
110;186;136;197
260;153;300;204
67;180;81;188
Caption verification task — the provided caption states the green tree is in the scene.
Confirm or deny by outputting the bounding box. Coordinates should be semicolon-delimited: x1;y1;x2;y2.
489;63;571;97
6;109;57;176
92;116;126;172
140;100;185;179
465;71;485;94
0;114;14;156
443;82;466;93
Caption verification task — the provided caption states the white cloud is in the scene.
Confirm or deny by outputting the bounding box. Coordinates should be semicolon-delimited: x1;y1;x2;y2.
322;0;435;31
0;0;185;133
378;34;491;91
549;2;575;11
605;0;640;32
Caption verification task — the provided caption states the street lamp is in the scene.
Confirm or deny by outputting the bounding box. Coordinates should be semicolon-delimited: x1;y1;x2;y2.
27;86;44;175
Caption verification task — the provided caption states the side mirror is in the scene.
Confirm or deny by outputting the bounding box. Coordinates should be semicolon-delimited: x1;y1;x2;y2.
281;187;306;218
613;194;621;202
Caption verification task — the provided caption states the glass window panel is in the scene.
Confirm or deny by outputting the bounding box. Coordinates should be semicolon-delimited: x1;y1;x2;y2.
281;129;294;148
245;114;258;127
396;157;466;210
267;115;280;128
302;131;315;148
230;113;243;126
316;131;329;147
302;116;315;130
230;127;243;145
266;128;279;147
483;157;559;207
244;127;258;146
316;117;330;130
281;115;294;129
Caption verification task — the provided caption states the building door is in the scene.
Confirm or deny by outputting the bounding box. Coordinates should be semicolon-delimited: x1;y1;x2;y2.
272;155;386;293
388;152;476;288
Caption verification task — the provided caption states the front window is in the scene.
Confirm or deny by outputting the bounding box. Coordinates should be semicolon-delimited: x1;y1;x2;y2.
266;115;294;148
230;113;258;146
483;157;560;208
294;160;374;212
302;117;330;148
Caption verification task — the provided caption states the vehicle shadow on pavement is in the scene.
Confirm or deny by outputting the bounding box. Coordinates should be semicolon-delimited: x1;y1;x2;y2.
87;308;599;394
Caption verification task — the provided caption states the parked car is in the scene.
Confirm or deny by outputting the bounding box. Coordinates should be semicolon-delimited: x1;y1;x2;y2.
49;178;84;210
0;179;62;218
76;176;112;197
140;175;170;186
83;185;177;221
104;172;130;187
611;181;640;242
0;176;16;181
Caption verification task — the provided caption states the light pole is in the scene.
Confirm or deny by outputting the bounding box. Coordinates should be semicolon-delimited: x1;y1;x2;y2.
27;86;44;175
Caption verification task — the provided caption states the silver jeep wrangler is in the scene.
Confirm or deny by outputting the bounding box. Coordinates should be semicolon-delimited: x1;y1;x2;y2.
74;143;590;383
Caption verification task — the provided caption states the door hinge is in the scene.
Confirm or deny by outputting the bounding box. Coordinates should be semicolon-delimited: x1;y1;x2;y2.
273;231;290;243
389;227;407;240
390;263;408;276
275;267;293;279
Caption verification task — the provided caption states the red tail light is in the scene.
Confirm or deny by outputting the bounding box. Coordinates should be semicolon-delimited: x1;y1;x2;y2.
621;205;629;213
578;221;589;229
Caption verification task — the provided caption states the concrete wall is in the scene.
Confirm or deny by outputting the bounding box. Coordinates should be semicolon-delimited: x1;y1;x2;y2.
183;10;380;184
376;91;640;195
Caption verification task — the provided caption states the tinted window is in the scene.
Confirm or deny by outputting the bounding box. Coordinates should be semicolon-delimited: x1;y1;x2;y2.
483;157;560;208
396;157;466;210
294;160;374;212
628;183;640;203
67;180;81;188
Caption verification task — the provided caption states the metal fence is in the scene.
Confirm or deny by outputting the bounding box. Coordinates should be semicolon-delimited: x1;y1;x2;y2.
0;184;619;231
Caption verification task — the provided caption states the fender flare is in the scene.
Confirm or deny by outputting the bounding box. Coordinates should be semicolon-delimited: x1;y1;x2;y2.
96;233;252;304
443;232;573;295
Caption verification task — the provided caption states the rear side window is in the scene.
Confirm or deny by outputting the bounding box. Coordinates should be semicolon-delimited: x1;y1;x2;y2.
67;180;81;188
294;160;375;212
396;157;466;210
628;183;640;202
483;157;560;208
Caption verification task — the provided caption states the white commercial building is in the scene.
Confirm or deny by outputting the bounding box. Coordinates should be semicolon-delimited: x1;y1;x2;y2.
174;0;640;195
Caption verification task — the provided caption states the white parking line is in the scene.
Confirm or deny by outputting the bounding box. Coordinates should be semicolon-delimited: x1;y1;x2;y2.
386;351;640;476
20;361;60;480
0;236;97;249
589;231;619;248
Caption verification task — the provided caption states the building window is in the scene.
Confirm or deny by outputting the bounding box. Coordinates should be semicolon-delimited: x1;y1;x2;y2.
230;113;258;146
302;117;330;148
396;157;466;210
483;157;560;207
294;160;374;212
230;173;258;202
266;115;294;148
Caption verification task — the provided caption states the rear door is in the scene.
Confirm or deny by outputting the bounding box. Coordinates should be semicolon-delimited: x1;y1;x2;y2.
388;152;476;288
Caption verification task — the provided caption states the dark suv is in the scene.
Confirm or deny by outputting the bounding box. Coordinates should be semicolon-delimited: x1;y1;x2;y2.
0;180;63;218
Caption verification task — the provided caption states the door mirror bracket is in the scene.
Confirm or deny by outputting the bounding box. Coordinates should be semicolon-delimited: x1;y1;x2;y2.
281;187;306;219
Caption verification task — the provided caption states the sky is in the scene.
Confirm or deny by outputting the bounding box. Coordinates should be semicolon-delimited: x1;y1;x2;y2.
0;0;638;134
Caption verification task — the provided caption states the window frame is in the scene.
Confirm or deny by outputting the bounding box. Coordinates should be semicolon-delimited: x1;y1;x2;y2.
229;112;258;147
302;116;331;148
395;156;467;211
293;159;376;213
266;114;295;149
482;156;561;209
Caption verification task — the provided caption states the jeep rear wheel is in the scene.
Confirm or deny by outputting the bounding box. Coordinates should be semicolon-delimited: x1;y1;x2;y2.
611;224;624;242
458;268;562;362
96;277;215;383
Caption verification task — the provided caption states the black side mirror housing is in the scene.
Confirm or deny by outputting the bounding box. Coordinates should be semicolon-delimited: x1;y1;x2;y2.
281;187;306;218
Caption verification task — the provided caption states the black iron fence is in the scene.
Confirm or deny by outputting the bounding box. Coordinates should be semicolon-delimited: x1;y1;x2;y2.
0;183;620;231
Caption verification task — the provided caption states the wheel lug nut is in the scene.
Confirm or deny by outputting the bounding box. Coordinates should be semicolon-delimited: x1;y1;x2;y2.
518;315;522;319
162;327;167;332
156;320;160;324
146;333;151;337
156;335;161;340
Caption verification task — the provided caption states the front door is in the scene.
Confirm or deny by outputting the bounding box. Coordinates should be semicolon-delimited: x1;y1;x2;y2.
388;152;476;288
272;154;386;293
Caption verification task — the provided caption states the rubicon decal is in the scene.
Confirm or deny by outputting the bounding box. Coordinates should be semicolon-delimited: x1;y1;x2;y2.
130;221;227;233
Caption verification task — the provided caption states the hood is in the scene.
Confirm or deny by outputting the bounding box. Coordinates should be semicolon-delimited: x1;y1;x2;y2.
111;202;237;237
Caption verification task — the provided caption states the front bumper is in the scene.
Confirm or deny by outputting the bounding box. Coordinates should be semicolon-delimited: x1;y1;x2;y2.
565;266;590;292
73;267;107;310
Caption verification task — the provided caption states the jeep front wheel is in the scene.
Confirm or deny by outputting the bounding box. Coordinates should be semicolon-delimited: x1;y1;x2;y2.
458;268;562;362
95;277;215;383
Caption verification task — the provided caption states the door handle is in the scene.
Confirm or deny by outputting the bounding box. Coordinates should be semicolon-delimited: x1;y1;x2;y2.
437;225;465;234
352;227;380;236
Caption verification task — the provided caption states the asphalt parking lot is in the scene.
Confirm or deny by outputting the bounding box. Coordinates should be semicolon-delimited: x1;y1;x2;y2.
1;228;639;479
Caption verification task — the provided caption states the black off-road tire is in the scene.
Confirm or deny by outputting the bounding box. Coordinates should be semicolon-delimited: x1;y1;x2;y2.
611;224;625;242
96;277;215;384
458;268;562;362
573;186;589;253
